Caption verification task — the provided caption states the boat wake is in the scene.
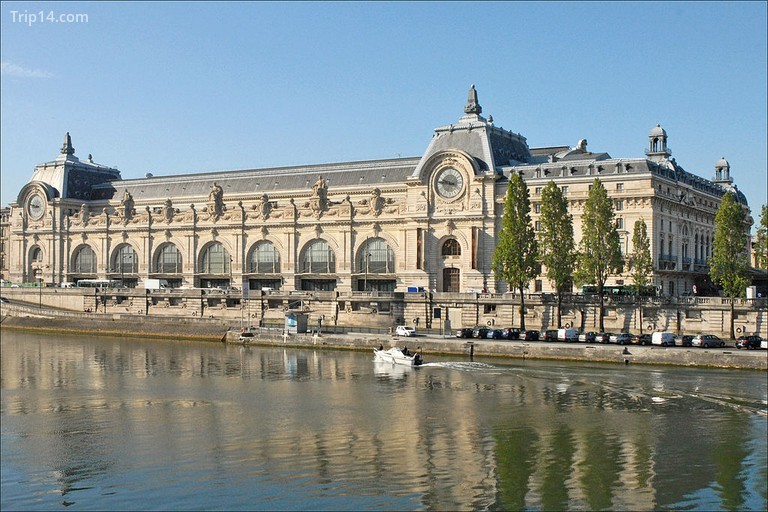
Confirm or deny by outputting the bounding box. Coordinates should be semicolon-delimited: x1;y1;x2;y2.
420;361;498;372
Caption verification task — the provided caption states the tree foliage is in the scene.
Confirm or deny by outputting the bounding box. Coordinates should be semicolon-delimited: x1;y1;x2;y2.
755;204;768;269
629;218;653;289
574;179;623;331
493;172;539;329
710;191;750;339
538;181;575;327
710;192;750;298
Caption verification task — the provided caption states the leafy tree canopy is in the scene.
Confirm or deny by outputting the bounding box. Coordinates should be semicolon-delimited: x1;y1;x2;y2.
710;191;750;298
539;181;575;293
492;172;539;291
574;179;623;290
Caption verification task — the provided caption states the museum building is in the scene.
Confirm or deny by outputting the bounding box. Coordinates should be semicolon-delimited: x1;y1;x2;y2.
2;86;753;299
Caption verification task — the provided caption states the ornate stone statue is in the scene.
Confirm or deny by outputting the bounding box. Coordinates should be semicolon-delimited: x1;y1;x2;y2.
120;190;135;223
162;198;175;223
78;203;89;225
464;84;482;115
208;182;225;219
310;175;328;216
259;193;271;219
370;188;384;217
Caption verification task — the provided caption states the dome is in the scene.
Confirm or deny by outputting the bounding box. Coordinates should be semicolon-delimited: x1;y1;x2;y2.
715;157;729;169
650;124;666;137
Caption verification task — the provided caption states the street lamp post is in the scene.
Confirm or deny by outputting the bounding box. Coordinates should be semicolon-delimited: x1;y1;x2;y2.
37;269;42;309
364;253;371;292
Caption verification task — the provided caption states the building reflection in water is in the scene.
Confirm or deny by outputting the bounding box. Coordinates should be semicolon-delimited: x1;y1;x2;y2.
1;332;765;511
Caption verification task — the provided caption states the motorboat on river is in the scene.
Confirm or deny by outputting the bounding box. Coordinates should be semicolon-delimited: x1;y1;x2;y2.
373;346;424;366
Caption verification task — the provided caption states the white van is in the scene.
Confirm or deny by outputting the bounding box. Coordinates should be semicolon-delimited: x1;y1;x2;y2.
652;331;675;346
557;328;579;342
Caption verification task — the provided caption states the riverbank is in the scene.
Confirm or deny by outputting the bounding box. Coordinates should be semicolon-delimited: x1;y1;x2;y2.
2;311;765;370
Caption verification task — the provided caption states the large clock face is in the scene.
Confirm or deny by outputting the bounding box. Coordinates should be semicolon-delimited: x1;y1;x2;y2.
435;167;464;199
28;194;45;220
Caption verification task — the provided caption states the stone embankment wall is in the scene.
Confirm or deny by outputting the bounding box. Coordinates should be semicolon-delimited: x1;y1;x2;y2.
2;301;765;370
1;287;766;339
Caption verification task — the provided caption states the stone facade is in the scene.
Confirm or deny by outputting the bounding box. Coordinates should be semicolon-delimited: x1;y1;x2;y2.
1;87;756;328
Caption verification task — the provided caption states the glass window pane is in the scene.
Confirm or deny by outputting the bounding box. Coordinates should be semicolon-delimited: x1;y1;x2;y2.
157;244;181;273
249;242;280;273
202;243;230;274
302;240;334;273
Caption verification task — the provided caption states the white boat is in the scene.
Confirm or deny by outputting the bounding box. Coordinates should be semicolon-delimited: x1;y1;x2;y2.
373;347;424;366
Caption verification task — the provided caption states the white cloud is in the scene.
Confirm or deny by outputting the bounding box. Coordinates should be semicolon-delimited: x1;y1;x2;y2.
1;61;53;78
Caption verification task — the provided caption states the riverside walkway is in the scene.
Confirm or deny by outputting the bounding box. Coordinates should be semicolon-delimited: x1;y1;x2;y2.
2;299;765;370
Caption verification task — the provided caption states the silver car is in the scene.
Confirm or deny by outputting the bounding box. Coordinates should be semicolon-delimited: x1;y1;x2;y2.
691;334;725;348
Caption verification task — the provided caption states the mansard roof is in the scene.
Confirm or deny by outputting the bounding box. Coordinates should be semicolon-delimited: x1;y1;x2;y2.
90;157;420;202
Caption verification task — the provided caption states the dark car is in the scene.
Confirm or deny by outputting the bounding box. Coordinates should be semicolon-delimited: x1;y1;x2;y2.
486;329;504;339
736;335;763;350
522;330;540;341
542;329;558;342
472;326;489;339
675;335;694;347
502;328;521;340
595;333;613;343
578;331;597;343
455;328;473;339
632;333;652;346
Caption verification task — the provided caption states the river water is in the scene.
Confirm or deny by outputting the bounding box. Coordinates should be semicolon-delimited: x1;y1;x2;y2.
1;331;766;511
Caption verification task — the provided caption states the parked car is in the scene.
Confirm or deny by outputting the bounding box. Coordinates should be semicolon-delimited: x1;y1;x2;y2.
610;333;632;345
395;325;416;337
486;329;504;339
631;333;652;345
652;331;676;347
691;334;725;348
455;328;473;339
472;326;489;339
542;329;558;342
522;330;540;341
736;335;763;350
578;331;597;343
557;328;579;342
502;328;521;340
594;333;613;343
675;335;694;347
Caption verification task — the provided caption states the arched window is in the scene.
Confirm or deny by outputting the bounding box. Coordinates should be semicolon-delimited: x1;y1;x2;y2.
248;241;280;273
200;242;230;274
694;234;699;260
357;238;395;274
114;245;138;274
301;240;335;273
156;243;182;273
30;246;43;262
73;245;97;273
442;239;461;256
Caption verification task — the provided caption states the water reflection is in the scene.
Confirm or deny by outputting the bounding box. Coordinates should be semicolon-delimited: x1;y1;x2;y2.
1;332;766;511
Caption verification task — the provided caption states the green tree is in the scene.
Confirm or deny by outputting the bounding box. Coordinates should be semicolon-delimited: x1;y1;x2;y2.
755;204;768;269
710;191;750;339
574;179;623;331
538;181;575;327
629;218;653;291
493;172;539;330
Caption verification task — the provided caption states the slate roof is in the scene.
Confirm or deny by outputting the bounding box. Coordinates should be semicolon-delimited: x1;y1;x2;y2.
91;157;420;202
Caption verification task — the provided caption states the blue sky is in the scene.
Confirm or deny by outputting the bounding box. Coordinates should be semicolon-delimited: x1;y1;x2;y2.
2;1;766;230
